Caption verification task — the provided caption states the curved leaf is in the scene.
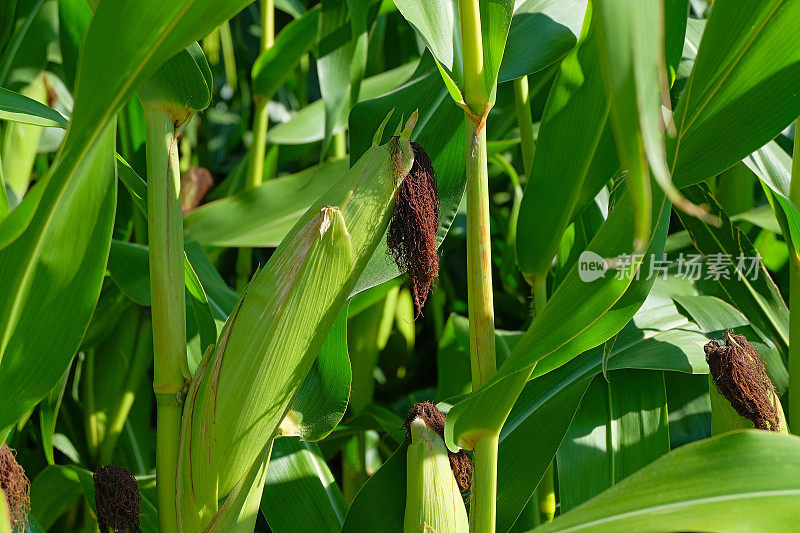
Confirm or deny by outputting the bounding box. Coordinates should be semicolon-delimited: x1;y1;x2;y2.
670;0;800;188
498;0;586;82
534;431;800;532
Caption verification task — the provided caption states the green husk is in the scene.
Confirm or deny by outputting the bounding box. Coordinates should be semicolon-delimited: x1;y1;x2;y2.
404;418;469;533
176;113;415;531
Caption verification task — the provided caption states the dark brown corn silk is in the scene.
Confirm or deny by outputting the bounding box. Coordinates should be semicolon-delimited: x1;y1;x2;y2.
704;330;781;431
0;444;30;529
93;465;142;533
388;142;439;317
405;402;472;492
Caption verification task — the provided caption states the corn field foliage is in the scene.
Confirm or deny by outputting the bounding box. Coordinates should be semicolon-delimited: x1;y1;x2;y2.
3;0;800;531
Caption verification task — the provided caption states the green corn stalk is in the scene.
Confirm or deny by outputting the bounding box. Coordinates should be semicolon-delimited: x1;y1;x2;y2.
138;42;213;533
404;418;468;533
175;113;416;531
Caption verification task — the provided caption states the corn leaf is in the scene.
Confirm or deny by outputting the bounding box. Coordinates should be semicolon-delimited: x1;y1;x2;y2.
557;370;670;512
670;0;800;188
498;0;587;82
267;61;417;145
0;86;67;128
260;437;346;533
183;159;350;247
535;431;800;532
516;9;618;279
677;184;789;352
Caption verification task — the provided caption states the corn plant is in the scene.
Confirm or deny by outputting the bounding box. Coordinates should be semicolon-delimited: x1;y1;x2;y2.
3;0;800;532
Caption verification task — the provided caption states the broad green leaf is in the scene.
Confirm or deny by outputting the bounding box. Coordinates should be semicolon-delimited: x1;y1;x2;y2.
516;9;618;279
267;60;417;145
57;0;91;91
30;465;83;530
341;441;408;533
393;0;515;106
261;436;346;533
557;370;669;512
498;0;587;82
670;0;800;188
348;52;464;295
677;184;789;352
283;307;351;441
0;122;115;439
534;431;800;532
0;85;67;127
317;0;354;158
183;160;350;247
252;7;319;101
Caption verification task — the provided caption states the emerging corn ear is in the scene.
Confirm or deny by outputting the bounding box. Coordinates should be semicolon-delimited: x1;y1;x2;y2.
704;331;787;434
404;403;469;533
176;113;417;531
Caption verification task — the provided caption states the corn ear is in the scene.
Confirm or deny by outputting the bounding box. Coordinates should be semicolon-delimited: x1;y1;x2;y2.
404;418;469;533
176;113;415;531
709;376;788;435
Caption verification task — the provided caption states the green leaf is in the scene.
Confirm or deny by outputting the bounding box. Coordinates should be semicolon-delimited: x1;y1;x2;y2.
267;60;418;145
252;7;319;101
516;9;618;279
0;86;68;127
535;431;800;532
498;0;587;82
341;441;408;533
261;436;347;533
317;0;354;158
557;370;669;512
183;159;350;247
677;184;789;352
0;122;116;439
30;465;83;530
283;307;351;441
393;0;515;104
670;0;800;188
